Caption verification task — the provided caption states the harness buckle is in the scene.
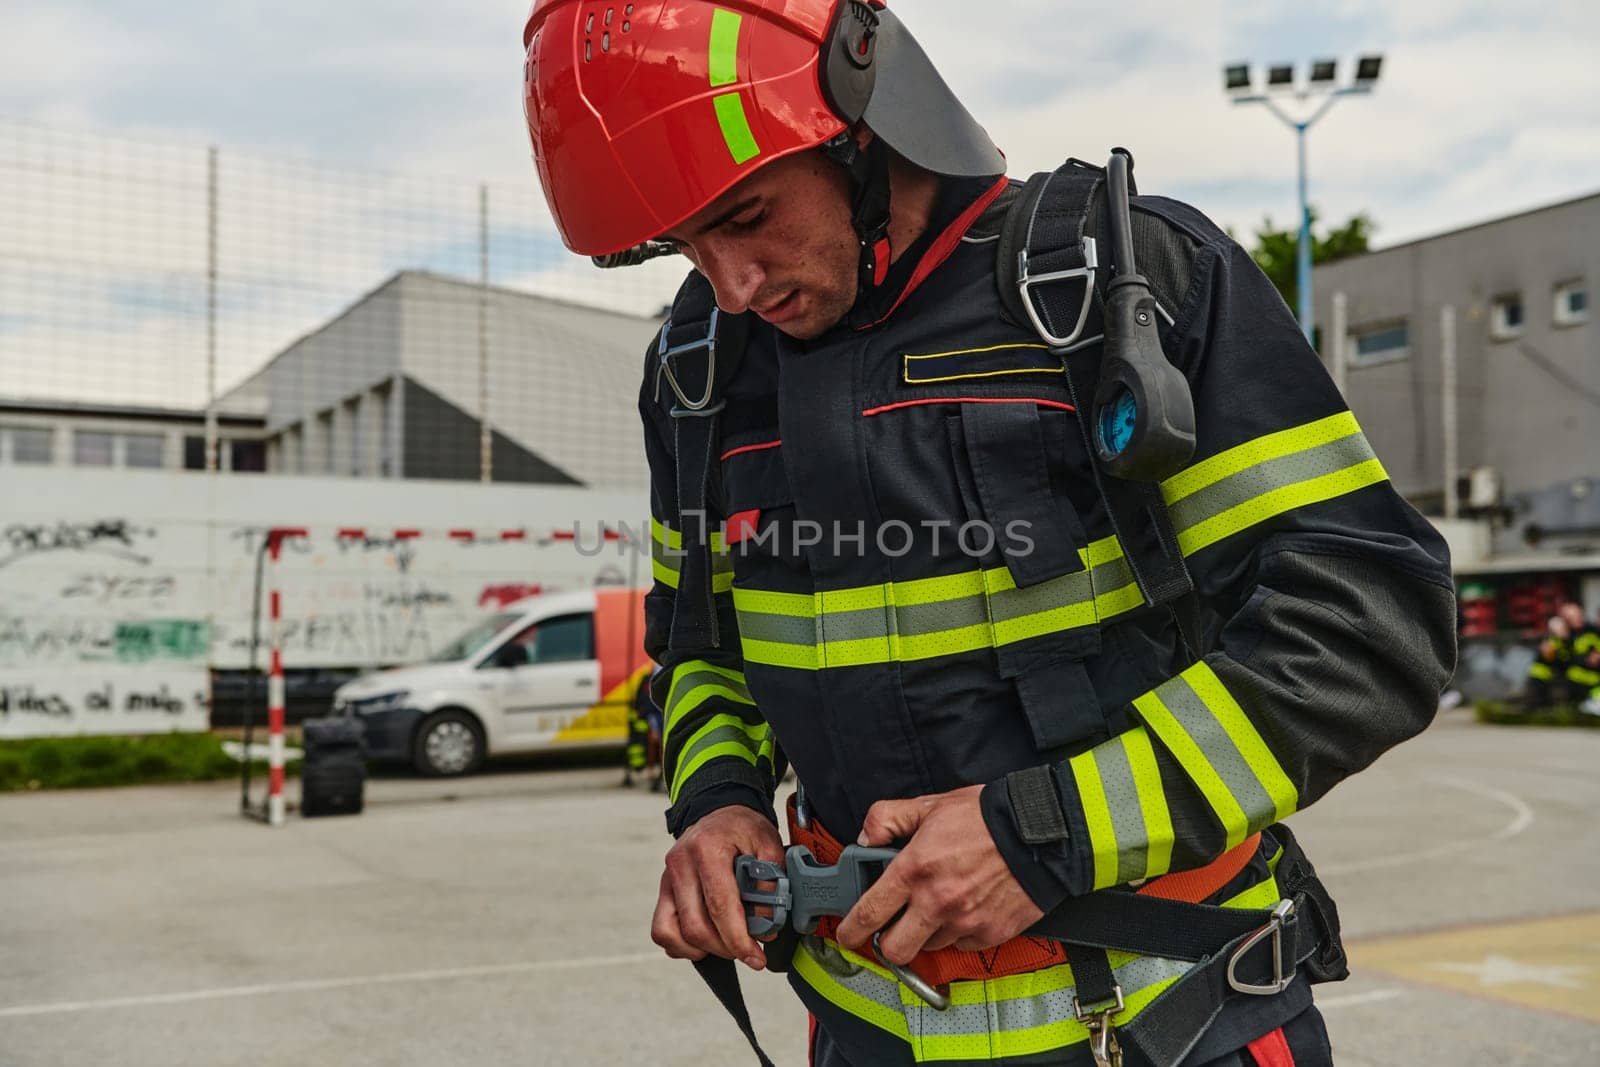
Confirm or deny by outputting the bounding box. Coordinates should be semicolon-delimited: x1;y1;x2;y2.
655;307;725;417
1073;985;1125;1067
1227;898;1297;996
1016;236;1099;350
734;844;953;1011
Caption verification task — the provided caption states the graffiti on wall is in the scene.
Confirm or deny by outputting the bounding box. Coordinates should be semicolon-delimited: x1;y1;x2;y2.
0;667;210;738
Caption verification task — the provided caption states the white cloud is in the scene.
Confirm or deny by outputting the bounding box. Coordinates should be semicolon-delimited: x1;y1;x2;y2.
2;0;1597;406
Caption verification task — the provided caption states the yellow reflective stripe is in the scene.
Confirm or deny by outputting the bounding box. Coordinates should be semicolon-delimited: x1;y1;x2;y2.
1221;876;1282;912
663;679;755;740
1183;663;1298;824
1093;578;1145;621
1126;726;1175;879
1070;727;1175;890
974;978;1178;1062
792;944;912;1042
652;558;680;590
1134;687;1251;849
993;600;1096;645
673;740;762;801
670;714;772;802
731;586;814;617
1069;748;1119;891
1177;458;1388;557
651;516;727;553
736;636;820;670
1163;411;1363;504
664;661;753;741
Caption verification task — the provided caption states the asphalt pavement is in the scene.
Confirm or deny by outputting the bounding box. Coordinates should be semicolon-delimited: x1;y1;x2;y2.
1;708;1597;1066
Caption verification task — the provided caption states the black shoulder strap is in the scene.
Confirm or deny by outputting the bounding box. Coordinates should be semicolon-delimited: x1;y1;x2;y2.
996;157;1202;657
653;275;751;651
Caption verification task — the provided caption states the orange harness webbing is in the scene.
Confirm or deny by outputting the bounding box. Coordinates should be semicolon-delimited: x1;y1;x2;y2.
786;795;1261;987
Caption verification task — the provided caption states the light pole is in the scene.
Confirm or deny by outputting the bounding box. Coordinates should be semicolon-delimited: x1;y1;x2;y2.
1225;56;1382;342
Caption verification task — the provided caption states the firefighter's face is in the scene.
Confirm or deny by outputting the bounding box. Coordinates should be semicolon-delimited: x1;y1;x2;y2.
664;149;860;340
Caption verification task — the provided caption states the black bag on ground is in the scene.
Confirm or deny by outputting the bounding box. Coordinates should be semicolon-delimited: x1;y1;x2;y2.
301;716;367;818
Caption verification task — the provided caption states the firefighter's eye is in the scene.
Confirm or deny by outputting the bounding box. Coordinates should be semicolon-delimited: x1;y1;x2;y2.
727;209;766;234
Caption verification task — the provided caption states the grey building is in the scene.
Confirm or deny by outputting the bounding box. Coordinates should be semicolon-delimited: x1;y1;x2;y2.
1312;192;1597;518
229;271;660;489
0;396;266;473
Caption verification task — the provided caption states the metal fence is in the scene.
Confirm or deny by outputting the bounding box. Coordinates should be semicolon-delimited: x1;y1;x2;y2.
0;115;689;489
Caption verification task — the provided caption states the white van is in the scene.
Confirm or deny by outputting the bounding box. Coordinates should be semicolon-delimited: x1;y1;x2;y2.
332;588;651;776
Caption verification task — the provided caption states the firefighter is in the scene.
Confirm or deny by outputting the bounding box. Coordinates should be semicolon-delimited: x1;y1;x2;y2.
624;675;653;788
1526;614;1573;710
522;3;1457;1064
1558;601;1600;713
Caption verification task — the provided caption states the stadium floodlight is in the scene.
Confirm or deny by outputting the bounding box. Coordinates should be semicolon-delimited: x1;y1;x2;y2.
1225;56;1384;342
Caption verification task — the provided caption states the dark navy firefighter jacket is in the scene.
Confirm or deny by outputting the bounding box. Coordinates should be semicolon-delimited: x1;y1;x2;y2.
638;173;1458;1064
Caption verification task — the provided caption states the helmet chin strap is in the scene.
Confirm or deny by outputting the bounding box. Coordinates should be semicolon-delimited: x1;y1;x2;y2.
823;131;893;294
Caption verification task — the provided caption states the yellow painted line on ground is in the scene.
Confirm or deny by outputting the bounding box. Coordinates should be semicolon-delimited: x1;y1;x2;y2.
1349;910;1600;1023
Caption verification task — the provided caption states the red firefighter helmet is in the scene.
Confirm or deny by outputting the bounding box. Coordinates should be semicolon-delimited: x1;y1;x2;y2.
523;0;1004;257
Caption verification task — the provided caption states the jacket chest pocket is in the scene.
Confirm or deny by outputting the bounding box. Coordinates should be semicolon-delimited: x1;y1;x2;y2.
718;436;806;572
949;399;1111;754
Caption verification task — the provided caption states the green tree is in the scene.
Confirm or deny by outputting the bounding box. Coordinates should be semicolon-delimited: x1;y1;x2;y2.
1248;209;1374;312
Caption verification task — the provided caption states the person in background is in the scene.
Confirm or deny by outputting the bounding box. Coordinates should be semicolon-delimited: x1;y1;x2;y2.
1525;614;1572;709
1557;601;1600;715
623;677;652;788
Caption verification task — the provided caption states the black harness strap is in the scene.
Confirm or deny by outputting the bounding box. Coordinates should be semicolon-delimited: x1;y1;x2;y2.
692;957;777;1067
997;157;1201;653
654;282;751;652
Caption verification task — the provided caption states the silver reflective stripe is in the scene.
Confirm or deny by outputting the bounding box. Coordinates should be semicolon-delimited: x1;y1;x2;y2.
793;938;1194;1060
1165;430;1379;538
1151;674;1277;829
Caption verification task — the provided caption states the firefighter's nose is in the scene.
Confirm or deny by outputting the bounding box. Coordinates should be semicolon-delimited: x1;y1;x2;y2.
700;250;764;316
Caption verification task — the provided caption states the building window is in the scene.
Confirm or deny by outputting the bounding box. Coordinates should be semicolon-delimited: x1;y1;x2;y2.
345;396;364;476
1348;322;1410;367
73;430;115;467
124;433;165;469
2;425;53;465
1554;280;1588;327
231;439;266;473
317;409;336;475
1490;293;1524;340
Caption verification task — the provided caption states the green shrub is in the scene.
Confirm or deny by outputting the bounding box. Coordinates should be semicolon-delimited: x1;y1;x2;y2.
0;733;303;791
1475;701;1600;728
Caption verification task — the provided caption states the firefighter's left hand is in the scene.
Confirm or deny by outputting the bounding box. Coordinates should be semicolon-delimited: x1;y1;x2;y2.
834;785;1044;966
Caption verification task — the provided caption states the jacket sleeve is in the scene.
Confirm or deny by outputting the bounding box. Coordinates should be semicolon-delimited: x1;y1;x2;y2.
639;313;781;838
983;203;1459;907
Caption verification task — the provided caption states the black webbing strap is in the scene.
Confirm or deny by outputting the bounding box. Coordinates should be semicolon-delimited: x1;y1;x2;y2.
999;156;1200;633
1066;943;1119;1009
692;956;776;1067
1026;825;1344;1067
669;408;721;651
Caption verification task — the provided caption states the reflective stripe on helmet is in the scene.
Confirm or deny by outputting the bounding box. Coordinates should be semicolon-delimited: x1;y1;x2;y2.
709;9;762;164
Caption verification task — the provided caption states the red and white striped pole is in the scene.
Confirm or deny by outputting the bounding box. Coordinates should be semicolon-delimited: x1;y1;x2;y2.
265;527;306;826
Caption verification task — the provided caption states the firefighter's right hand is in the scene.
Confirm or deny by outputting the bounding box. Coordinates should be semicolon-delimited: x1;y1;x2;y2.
652;804;784;971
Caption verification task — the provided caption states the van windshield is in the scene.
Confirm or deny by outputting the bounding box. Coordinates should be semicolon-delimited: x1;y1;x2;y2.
430;613;523;663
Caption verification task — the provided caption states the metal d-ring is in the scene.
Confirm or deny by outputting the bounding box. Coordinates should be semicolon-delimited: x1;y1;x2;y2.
873;931;951;1011
655;307;721;414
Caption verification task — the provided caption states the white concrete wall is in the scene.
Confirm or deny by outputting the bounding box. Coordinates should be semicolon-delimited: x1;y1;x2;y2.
0;466;647;737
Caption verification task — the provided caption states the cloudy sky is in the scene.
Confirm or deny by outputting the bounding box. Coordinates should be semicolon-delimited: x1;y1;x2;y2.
3;0;1598;405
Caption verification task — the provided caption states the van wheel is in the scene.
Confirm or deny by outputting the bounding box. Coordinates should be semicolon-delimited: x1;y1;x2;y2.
413;710;485;777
